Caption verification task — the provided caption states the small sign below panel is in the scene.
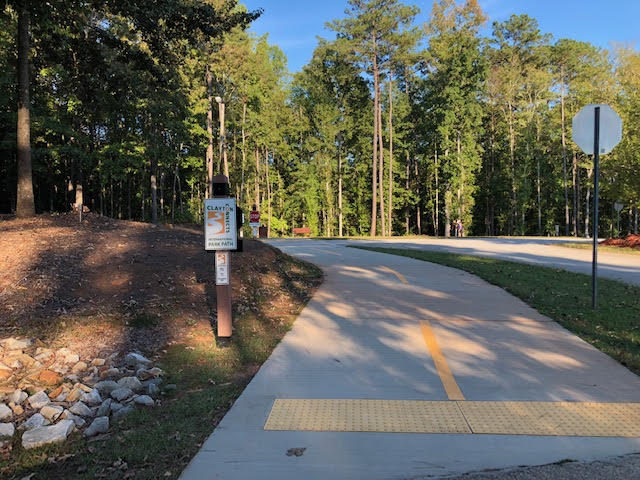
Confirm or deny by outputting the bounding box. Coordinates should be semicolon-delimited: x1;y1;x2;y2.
215;251;230;285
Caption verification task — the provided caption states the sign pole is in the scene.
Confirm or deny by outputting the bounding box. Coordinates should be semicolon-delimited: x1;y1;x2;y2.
592;106;600;309
211;175;233;338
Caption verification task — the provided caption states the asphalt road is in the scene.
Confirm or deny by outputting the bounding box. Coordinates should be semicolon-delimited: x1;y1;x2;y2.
352;236;640;285
180;239;640;480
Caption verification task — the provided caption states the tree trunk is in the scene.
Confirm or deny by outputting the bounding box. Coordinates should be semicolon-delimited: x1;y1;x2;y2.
634;206;638;234
151;154;158;224
405;156;409;235
206;65;214;197
127;174;132;220
16;6;35;217
434;148;439;236
240;101;246;204
444;190;451;238
159;171;165;220
415;158;421;234
171;154;178;222
110;175;113;217
370;32;378;237
220;101;228;178
266;148;271;237
508;105;516;235
75;160;84;208
387;79;393;236
561;77;570;236
338;145;343;237
254;146;260;210
585;168;592;237
572;152;578;236
377;77;385;236
537;156;542;235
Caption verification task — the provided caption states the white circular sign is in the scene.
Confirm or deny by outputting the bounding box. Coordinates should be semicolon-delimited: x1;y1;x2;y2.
572;104;622;155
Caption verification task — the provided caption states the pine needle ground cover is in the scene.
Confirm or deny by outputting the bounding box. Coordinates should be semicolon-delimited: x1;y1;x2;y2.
352;246;640;376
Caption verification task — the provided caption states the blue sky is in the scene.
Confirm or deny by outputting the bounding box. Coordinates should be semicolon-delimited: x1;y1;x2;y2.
242;0;640;73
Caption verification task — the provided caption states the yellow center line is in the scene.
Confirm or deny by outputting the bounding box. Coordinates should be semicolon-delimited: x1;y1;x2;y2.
379;265;409;284
420;319;465;401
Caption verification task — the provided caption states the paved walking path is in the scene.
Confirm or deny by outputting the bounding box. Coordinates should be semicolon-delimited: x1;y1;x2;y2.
180;240;640;480
354;236;640;285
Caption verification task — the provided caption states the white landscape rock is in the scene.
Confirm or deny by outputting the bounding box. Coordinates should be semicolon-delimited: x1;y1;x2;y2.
40;405;64;422
0;422;14;438
69;401;93;417
28;390;50;409
57;348;80;364
125;352;152;367
22;419;75;449
94;380;119;394
20;413;50;430
8;389;27;405
96;399;112;417
0;403;12;421
147;383;160;396
118;376;143;392
0;338;33;351
84;416;109;437
80;388;102;406
112;405;133;421
60;410;86;428
110;387;134;402
71;361;88;374
101;367;120;378
133;395;154;407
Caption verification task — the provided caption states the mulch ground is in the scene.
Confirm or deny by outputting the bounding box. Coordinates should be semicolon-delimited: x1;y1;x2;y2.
601;234;640;250
0;213;313;359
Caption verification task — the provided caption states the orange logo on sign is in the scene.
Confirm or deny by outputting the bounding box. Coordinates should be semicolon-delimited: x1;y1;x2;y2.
207;211;225;235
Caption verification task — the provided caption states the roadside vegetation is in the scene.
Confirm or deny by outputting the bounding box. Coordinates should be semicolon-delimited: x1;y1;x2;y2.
559;242;640;256
353;246;640;376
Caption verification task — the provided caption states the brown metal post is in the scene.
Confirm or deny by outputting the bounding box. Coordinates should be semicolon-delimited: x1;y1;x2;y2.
213;174;233;338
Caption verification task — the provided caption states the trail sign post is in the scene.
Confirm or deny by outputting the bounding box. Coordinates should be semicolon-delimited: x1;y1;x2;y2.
204;175;236;338
572;104;622;308
614;202;624;237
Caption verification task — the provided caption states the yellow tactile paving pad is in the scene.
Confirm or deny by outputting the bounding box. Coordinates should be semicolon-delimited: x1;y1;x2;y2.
264;399;640;437
264;399;471;434
458;401;640;437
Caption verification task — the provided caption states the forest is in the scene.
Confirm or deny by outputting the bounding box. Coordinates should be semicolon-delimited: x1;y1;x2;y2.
1;0;639;237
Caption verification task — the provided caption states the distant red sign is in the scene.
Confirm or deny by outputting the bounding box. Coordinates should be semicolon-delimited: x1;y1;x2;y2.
249;211;260;224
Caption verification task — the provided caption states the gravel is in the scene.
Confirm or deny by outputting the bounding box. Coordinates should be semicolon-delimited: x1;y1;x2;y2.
440;454;640;480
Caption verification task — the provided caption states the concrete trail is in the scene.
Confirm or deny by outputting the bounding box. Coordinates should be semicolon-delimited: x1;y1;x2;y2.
180;240;640;480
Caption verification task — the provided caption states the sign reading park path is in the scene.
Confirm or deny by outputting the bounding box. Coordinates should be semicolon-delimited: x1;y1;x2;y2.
204;198;238;251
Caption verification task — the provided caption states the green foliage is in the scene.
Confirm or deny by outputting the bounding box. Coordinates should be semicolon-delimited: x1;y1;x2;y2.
1;0;638;238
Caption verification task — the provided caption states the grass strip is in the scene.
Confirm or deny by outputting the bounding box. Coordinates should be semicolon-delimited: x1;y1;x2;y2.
351;246;640;376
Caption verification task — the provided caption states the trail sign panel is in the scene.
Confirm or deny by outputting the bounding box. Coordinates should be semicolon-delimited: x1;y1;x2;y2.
215;251;230;285
204;198;237;250
249;210;260;227
572;104;622;155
